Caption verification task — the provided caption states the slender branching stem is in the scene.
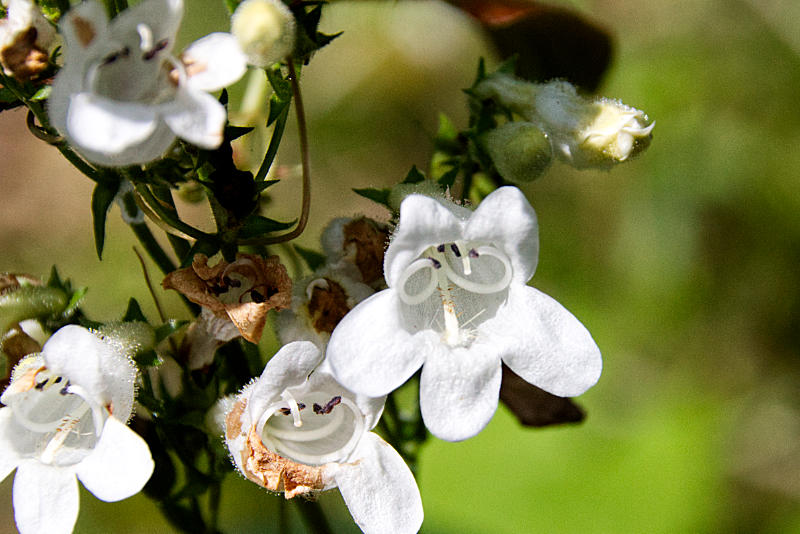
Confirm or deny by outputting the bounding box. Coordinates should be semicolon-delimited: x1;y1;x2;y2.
241;57;311;245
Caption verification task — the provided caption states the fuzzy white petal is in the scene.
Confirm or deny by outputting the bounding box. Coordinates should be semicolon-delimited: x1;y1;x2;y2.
488;284;602;397
75;417;154;502
66;92;160;154
0;409;21;481
162;88;226;149
328;291;427;398
182;32;247;92
13;462;79;534
248;341;323;417
419;343;501;441
111;0;183;54
464;186;539;284
384;194;466;288
334;432;423;534
41;325;107;401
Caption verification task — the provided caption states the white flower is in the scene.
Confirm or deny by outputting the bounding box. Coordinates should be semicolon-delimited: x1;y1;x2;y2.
48;0;247;166
327;186;602;441
0;0;57;80
0;325;154;534
231;0;295;67
225;341;423;534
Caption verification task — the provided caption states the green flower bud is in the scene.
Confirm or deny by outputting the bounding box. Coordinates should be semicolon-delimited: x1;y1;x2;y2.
484;121;552;183
0;285;68;335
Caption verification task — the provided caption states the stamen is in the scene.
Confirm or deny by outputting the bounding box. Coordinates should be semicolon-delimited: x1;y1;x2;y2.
439;245;512;294
436;244;445;253
468;248;479;258
281;391;303;427
397;257;438;305
312;396;341;415
142;39;169;61
429;257;441;269
278;403;305;415
268;405;344;442
66;384;106;437
450;243;461;257
136;24;153;52
305;278;329;301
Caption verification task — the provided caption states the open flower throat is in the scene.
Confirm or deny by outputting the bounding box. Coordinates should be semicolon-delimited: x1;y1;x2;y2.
257;389;364;466
3;357;107;467
398;241;512;347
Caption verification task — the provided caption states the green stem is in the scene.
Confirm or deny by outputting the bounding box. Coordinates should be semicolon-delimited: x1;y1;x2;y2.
241;58;311;246
208;483;222;533
130;222;177;275
151;186;192;261
135;184;216;242
254;104;289;182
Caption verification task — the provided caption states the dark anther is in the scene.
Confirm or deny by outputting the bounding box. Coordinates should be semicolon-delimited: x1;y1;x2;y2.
278;403;306;415
54;377;62;383
142;39;169;61
250;290;265;303
34;379;48;390
223;276;242;288
101;46;130;66
313;396;341;415
436;244;445;253
468;249;479;258
59;380;71;396
429;257;441;269
450;243;462;257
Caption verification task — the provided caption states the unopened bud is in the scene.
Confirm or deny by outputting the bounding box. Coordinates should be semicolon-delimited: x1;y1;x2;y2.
231;0;296;67
0;285;68;335
484;121;552;183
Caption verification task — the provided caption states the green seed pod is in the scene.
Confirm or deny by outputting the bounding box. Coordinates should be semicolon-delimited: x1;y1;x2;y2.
0;285;68;335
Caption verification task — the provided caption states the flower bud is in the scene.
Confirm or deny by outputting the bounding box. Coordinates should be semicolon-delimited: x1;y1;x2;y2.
484;121;552;183
231;0;296;67
0;284;68;335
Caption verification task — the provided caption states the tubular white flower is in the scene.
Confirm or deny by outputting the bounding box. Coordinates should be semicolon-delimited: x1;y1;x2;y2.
225;341;423;534
0;325;154;534
327;186;603;441
48;0;246;166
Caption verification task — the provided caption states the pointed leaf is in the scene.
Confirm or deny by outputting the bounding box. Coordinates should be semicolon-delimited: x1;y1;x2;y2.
122;298;148;323
401;165;426;184
91;181;120;260
238;214;296;239
155;319;188;343
353;187;391;209
293;244;326;271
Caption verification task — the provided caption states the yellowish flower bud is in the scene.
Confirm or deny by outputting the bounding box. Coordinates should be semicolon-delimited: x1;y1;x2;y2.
484;121;552;183
231;0;295;67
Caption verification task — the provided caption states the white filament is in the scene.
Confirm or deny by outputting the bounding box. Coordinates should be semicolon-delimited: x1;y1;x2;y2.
137;24;154;52
397;258;439;305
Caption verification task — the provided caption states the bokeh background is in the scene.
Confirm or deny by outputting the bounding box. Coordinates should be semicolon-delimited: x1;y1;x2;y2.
1;0;799;532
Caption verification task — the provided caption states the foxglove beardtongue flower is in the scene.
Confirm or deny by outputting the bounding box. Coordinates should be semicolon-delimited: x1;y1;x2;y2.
226;341;423;534
0;325;154;534
327;186;602;441
48;0;246;166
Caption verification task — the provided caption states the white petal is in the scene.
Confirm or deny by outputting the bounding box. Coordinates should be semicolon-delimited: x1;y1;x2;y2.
334;432;423;534
327;290;427;398
182;33;247;92
464;186;539;284
66;92;161;155
0;409;21;481
309;360;386;431
488;284;602;397
111;0;183;55
419;342;502;441
162;89;226;149
75;417;154;502
384;194;466;289
42;325;107;400
59;0;109;54
13;461;79;534
248;341;322;418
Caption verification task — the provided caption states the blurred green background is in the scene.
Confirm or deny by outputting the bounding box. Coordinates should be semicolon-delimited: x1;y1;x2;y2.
1;0;799;532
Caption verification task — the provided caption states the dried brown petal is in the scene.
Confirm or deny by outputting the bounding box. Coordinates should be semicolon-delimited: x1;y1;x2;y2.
499;364;585;427
227;400;325;498
0;330;42;390
1;27;49;81
0;273;41;295
163;254;292;343
307;278;350;335
342;218;389;286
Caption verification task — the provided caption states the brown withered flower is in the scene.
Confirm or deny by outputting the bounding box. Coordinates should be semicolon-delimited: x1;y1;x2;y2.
163;254;291;343
0;0;57;81
321;217;389;288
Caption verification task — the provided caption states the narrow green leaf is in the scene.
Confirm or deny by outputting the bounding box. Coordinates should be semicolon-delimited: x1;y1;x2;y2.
401;165;426;184
30;86;52;101
239;214;296;239
122;298;148;323
155;319;188;343
353;187;392;208
254;179;280;194
294;244;326;271
91;181;119;260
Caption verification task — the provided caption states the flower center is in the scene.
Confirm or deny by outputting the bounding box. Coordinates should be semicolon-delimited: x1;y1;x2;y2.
397;242;512;346
256;390;364;466
10;371;107;466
